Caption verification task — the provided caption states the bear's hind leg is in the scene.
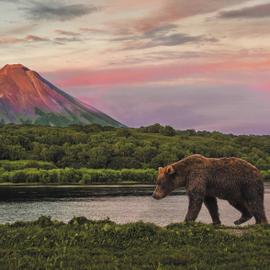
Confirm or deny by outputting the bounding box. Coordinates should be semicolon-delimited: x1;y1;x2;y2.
244;183;268;224
229;201;252;225
204;196;221;225
246;199;268;224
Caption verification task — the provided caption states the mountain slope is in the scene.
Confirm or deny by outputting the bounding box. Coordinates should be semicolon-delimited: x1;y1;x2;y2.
0;64;124;127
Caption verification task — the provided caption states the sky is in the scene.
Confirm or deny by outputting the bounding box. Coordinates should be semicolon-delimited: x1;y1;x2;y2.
0;0;270;134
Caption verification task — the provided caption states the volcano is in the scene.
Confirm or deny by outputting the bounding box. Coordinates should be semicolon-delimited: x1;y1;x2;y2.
0;64;124;127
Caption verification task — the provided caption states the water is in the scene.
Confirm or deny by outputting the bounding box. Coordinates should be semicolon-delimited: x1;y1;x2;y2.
0;185;269;226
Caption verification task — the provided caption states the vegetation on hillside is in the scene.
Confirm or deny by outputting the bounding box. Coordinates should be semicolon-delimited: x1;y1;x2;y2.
0;162;269;184
0;216;270;270
0;123;270;169
0;123;270;183
0;165;156;184
0;160;56;171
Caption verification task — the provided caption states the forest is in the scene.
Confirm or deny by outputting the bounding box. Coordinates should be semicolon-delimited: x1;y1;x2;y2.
0;123;270;184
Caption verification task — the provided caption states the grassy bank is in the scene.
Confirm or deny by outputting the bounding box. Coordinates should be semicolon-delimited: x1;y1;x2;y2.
0;160;270;184
0;160;157;184
0;160;156;184
1;168;270;185
0;216;270;270
0;167;156;185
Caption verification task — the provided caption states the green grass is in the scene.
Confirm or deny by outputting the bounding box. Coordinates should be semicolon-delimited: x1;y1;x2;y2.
261;170;270;181
0;160;56;171
0;216;270;270
0;167;156;184
0;160;269;184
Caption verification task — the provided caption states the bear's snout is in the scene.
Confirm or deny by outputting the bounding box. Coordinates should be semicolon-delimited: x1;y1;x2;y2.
152;192;159;200
152;190;165;200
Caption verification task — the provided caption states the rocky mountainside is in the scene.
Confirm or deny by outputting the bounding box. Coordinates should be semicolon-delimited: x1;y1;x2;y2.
0;64;124;127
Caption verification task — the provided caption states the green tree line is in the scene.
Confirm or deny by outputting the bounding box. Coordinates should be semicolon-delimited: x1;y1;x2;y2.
0;123;270;170
0;165;156;184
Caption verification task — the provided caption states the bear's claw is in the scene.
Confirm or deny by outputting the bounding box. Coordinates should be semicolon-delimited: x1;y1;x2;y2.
234;215;252;225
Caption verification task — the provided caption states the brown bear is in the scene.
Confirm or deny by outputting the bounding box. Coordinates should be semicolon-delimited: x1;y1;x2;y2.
152;154;268;225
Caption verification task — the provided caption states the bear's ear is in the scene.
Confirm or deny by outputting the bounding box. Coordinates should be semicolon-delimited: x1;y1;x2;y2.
158;167;163;174
165;165;175;175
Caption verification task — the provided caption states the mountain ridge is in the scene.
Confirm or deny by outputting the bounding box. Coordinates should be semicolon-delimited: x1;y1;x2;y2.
0;64;124;127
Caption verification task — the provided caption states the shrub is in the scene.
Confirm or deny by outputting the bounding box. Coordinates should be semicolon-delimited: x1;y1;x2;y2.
0;160;56;171
0;167;156;184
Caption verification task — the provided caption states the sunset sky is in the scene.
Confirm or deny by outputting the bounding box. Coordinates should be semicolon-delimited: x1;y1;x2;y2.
1;0;270;134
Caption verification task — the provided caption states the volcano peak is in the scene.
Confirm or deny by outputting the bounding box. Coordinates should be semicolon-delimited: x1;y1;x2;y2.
0;64;124;127
0;64;30;76
1;63;29;71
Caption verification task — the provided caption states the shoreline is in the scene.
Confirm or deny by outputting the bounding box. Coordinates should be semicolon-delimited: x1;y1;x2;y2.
0;183;269;200
0;184;185;200
0;182;155;187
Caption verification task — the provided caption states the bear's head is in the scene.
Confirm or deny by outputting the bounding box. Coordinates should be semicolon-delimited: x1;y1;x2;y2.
152;165;177;200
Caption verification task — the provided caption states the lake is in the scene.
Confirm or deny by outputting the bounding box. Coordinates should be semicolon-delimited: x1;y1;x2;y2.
0;184;269;226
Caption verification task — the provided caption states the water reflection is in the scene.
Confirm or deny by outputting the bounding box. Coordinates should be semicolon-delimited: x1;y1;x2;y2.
0;187;269;226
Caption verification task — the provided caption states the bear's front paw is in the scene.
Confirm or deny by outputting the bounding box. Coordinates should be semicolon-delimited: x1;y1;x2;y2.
212;221;221;226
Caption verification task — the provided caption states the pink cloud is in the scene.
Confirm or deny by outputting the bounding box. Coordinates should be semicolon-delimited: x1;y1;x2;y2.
116;0;249;33
0;35;49;45
0;37;22;44
254;82;270;93
25;35;49;42
46;58;270;88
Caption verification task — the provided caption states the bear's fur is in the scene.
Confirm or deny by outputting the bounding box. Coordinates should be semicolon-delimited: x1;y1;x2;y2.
152;154;268;225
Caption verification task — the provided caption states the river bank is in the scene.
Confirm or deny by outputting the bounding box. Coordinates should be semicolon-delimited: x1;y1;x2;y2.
0;184;170;200
1;216;270;270
0;182;269;200
1;160;270;185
